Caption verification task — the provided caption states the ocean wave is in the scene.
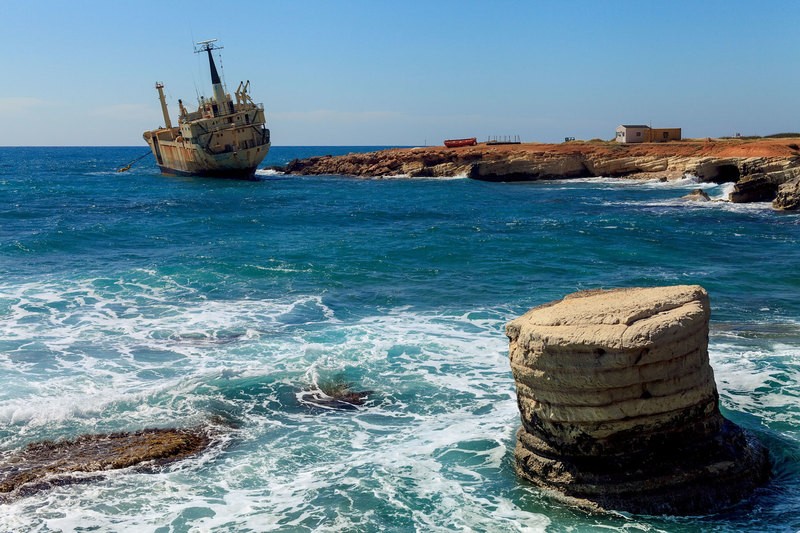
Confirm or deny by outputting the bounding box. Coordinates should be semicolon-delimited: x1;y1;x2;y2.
255;168;284;176
710;328;800;431
548;175;705;188
370;173;411;179
365;173;468;180
545;175;744;196
711;181;737;201
1;286;797;530
441;173;470;180
0;301;545;531
597;197;775;213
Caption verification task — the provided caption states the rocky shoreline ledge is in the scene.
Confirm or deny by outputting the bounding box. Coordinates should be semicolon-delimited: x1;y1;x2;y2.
281;139;800;209
0;427;213;503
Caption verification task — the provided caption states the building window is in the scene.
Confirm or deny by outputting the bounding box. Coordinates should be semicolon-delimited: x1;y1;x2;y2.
636;132;641;137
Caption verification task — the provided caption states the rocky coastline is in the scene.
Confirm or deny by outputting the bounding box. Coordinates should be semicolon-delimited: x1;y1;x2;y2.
281;139;800;210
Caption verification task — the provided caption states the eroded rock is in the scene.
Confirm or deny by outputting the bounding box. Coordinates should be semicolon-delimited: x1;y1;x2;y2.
507;285;770;515
693;160;741;183
0;427;211;502
730;166;800;203
773;176;800;210
681;188;712;202
298;380;373;411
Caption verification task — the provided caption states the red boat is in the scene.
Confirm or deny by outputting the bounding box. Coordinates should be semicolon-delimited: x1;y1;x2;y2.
443;137;477;148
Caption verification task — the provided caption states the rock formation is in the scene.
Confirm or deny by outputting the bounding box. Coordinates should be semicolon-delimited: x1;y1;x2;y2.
0;427;211;502
506;285;770;515
774;176;800;210
298;379;373;411
680;188;712;202
731;167;800;204
280;139;800;209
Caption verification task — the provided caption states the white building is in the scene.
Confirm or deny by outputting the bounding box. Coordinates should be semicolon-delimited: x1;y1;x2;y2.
616;125;682;143
615;125;651;143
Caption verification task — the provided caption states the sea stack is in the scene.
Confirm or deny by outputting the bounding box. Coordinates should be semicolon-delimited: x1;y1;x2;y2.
506;285;769;515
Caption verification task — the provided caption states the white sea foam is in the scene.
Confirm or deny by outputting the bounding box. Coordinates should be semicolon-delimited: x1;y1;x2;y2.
709;327;800;432
366;173;468;181
542;174;780;213
547;175;744;198
2;273;796;531
255;168;284;176
443;172;470;180
0;275;339;437
598;196;774;213
372;173;411;179
549;175;706;189
0;286;553;530
711;181;737;201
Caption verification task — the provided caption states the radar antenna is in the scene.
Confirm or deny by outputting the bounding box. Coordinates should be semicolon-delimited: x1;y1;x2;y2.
193;38;223;54
193;38;226;104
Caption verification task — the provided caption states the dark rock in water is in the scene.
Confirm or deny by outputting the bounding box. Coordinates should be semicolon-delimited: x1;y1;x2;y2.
298;381;372;411
681;188;712;202
506;286;770;515
0;427;211;502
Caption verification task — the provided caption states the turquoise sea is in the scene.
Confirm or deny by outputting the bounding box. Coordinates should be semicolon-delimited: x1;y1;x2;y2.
0;146;798;532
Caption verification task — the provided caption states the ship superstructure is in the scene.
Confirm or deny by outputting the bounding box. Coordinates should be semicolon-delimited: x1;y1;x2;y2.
143;40;270;178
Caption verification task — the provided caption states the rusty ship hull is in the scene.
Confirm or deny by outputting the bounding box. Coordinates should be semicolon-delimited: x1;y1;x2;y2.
144;122;271;179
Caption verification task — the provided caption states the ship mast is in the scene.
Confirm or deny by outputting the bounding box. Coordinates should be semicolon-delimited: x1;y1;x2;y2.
155;82;172;129
195;39;227;115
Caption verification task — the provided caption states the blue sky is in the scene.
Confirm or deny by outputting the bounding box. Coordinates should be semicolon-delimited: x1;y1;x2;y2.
2;1;798;146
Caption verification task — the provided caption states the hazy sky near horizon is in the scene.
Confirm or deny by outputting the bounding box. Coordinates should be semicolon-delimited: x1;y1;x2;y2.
2;1;798;146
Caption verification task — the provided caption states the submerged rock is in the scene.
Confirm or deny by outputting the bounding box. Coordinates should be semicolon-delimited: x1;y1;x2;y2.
681;188;712;201
0;427;211;501
506;285;770;515
298;380;373;411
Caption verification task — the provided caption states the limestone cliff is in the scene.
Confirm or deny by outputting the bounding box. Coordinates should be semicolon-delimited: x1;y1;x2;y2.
281;139;800;209
774;176;800;210
731;166;800;204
